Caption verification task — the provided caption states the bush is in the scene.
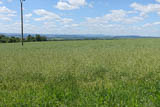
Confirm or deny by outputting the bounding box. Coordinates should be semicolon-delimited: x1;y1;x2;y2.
0;34;48;43
35;34;41;41
35;34;47;41
8;37;17;43
26;35;36;42
0;35;8;43
41;36;47;41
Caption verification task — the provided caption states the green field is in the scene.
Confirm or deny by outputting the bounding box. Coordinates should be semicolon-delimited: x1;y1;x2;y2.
1;39;160;106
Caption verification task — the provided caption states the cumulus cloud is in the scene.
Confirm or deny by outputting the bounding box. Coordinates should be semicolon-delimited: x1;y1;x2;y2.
34;9;61;21
55;0;87;10
143;22;160;27
0;6;16;21
61;18;73;23
0;0;2;4
85;9;143;25
1;0;159;36
7;0;13;3
25;13;32;18
131;2;160;16
156;0;160;3
0;6;16;13
33;9;73;25
0;0;13;4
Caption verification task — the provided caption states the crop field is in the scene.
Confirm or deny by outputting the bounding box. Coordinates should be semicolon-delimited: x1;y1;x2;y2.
1;39;160;106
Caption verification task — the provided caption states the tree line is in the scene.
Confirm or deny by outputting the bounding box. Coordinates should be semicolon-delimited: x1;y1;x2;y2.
0;34;47;43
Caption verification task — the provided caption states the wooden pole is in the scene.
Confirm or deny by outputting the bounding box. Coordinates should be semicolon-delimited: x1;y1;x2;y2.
20;0;24;46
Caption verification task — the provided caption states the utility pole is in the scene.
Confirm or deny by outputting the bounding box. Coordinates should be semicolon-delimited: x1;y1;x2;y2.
20;0;25;46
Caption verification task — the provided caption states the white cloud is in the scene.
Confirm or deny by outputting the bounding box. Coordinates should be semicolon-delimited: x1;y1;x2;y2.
1;21;39;34
124;16;143;23
0;0;3;4
25;13;32;18
156;0;160;3
34;9;73;23
74;9;146;35
63;23;79;28
34;9;61;21
143;22;160;27
71;24;79;27
32;9;81;34
56;1;78;10
0;6;16;21
131;2;160;16
0;15;11;21
61;18;73;23
56;0;87;10
0;6;16;14
85;9;143;25
0;0;13;4
7;0;13;3
154;22;160;25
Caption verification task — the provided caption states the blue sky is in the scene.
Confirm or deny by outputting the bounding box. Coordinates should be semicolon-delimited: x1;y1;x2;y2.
0;0;160;36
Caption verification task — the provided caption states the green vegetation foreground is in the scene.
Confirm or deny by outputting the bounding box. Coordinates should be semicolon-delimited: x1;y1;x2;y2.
0;39;160;106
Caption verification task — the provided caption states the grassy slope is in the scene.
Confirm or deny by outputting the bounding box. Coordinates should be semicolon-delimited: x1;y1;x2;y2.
0;39;160;106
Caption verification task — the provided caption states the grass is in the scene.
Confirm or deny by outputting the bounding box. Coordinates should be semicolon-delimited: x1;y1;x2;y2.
0;39;160;106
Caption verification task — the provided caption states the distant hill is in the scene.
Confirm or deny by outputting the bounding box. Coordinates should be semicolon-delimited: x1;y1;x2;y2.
0;33;159;40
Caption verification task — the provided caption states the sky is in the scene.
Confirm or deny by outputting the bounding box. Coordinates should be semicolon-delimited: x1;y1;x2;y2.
0;0;160;36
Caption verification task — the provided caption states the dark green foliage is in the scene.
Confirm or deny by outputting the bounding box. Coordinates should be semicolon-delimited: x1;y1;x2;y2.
15;37;21;42
35;34;41;41
0;34;48;43
26;34;47;42
8;36;17;43
26;35;36;42
0;35;20;43
0;35;8;43
41;36;47;41
0;35;5;39
35;34;47;41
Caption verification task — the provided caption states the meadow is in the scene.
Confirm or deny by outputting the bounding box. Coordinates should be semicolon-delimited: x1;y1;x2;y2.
0;39;160;106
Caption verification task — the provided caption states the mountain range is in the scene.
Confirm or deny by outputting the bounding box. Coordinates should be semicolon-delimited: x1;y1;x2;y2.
0;33;159;40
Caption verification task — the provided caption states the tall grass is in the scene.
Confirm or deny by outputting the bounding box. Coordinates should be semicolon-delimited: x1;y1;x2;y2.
0;39;160;106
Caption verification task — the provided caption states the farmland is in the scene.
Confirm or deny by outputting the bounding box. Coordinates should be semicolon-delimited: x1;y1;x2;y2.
0;39;160;106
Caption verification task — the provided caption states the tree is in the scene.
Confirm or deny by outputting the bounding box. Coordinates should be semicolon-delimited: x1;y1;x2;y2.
0;35;5;39
0;34;47;43
0;35;9;43
26;34;32;41
16;37;21;42
26;34;35;42
0;37;8;43
35;34;41;41
41;36;47;41
8;36;17;43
